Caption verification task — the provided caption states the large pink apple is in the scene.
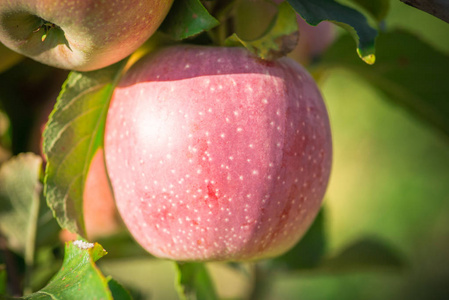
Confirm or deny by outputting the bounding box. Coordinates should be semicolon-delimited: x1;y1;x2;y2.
0;0;173;71
104;45;332;261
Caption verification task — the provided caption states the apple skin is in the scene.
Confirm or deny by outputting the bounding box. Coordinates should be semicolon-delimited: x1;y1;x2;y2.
104;45;332;261
0;0;173;71
82;149;121;240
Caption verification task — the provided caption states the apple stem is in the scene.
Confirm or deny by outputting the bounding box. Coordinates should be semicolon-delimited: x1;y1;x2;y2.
32;21;57;42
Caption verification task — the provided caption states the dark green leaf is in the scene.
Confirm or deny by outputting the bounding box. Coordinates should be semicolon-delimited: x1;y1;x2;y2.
273;208;326;271
175;262;218;300
107;277;133;300
320;237;405;271
43;59;128;236
349;0;390;22
287;0;378;64
159;0;219;40
0;153;43;255
226;1;299;60
321;30;449;138
20;241;112;300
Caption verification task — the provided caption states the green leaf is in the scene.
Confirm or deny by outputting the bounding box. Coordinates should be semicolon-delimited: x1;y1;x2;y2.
29;246;64;294
348;0;390;22
320;237;405;271
175;262;218;300
320;30;449;138
0;153;61;294
0;43;23;74
159;0;219;40
43;59;128;236
0;153;42;255
225;1;299;60
273;208;326;271
107;277;133;300
19;241;112;300
287;0;378;64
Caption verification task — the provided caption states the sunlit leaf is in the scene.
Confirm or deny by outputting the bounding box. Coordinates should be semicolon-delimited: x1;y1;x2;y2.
19;241;112;299
159;0;219;40
29;246;64;294
321;30;449;138
287;0;378;64
43;59;128;236
175;262;218;300
226;1;299;60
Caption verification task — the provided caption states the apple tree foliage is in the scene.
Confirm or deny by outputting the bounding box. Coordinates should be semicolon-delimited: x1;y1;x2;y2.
0;0;448;299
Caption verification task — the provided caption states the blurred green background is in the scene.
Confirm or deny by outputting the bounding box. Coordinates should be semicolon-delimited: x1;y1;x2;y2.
1;1;449;299
98;2;449;299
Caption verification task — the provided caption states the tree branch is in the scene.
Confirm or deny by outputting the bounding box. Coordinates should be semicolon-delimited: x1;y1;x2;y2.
400;0;449;24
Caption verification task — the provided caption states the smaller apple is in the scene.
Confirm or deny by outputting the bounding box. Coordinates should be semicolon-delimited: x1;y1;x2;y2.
0;0;173;71
59;149;121;242
79;149;121;240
